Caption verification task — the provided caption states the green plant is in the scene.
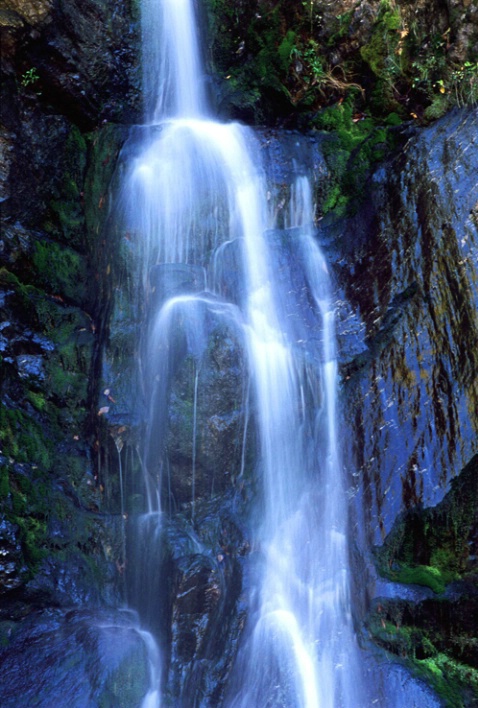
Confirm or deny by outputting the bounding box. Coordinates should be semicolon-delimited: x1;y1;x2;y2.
360;3;402;79
301;0;322;34
449;61;478;106
0;406;53;469
21;67;40;87
20;68;42;96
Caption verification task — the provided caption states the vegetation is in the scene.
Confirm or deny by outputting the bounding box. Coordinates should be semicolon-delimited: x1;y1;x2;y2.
311;91;402;215
32;240;86;303
207;0;477;126
374;454;478;588
369;455;478;706
0;259;98;582
45;126;88;249
20;67;41;94
369;603;478;708
205;0;477;217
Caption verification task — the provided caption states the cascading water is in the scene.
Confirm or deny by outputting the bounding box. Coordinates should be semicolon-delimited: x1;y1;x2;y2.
122;0;364;704
226;177;363;707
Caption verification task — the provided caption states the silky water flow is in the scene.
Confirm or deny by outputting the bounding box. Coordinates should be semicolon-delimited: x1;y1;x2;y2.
119;0;364;704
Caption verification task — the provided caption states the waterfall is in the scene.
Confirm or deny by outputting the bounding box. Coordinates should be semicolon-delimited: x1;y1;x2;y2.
226;177;363;707
122;0;364;704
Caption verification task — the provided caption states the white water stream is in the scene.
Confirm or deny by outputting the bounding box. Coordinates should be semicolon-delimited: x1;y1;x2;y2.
124;0;364;705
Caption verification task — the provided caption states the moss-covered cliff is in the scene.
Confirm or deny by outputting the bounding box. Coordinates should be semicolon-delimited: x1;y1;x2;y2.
0;0;140;622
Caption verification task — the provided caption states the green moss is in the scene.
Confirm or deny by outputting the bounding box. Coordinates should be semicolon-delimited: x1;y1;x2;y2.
0;407;53;469
314;95;403;215
84;124;125;240
357;4;409;118
63;455;88;486
48;126;87;247
414;654;478;708
360;4;402;78
26;390;47;412
1;465;52;569
16;516;48;564
370;457;478;703
384;111;402;126
394;564;456;595
50;199;84;240
423;94;450;122
0;465;10;499
376;1;401;29
32;240;86;304
0;268;93;415
98;645;149;708
375;455;478;586
278;30;297;72
321;183;350;216
47;363;89;405
0;270;93;375
368;596;478;707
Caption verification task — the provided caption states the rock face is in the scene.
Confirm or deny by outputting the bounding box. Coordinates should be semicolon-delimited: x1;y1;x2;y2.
333;108;478;544
1;0;139;128
366;454;478;705
0;0;144;694
0;609;152;707
324;107;478;704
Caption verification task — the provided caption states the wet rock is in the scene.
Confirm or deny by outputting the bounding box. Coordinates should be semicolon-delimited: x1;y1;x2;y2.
165;497;249;706
163;314;250;509
15;353;45;382
361;652;443;708
0;608;151;708
1;0;52;26
125;496;249;706
1;0;140;129
1;109;75;230
0;517;28;593
331;108;478;544
0;131;14;205
150;263;207;309
445;0;478;63
258;127;329;223
373;453;478;593
25;544;117;609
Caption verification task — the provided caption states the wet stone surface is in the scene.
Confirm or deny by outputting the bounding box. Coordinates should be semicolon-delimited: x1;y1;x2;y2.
0;608;151;708
330;108;478;545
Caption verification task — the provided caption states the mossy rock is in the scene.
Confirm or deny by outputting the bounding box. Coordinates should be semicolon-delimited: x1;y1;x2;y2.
369;455;478;706
32;239;87;305
46;126;88;249
0;407;53;470
374;454;478;590
392;564;456;595
98;643;149;708
313;95;405;216
368;597;478;708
